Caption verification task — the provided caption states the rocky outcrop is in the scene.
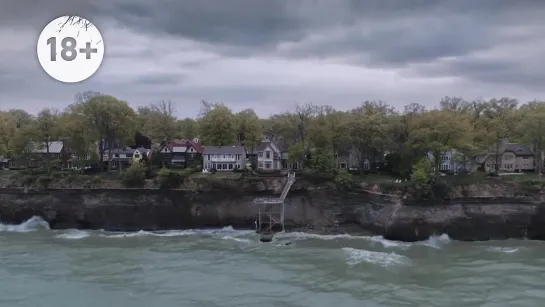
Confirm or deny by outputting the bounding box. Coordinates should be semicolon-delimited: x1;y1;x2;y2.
1;178;545;241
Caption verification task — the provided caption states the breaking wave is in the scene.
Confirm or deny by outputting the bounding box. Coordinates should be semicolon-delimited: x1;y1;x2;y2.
1;217;451;250
0;216;50;232
487;247;519;253
342;247;410;267
55;229;91;239
275;231;451;249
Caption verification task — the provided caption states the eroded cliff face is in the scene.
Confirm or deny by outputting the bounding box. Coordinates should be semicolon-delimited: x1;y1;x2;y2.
1;178;545;242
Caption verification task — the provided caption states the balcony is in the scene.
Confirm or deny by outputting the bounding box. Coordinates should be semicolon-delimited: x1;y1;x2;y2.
209;157;238;162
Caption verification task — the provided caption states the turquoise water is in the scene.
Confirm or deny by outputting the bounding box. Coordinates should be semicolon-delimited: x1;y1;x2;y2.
1;217;544;307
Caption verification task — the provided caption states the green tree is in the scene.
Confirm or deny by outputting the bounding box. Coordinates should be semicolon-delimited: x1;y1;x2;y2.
348;101;393;175
141;100;177;167
31;108;61;172
409;110;472;177
235;109;263;151
198;101;237;146
81;94;137;171
176;118;199;139
515;101;545;176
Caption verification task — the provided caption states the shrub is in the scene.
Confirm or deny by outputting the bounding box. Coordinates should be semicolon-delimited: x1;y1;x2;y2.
37;175;54;188
90;176;102;185
121;163;146;188
156;168;184;189
334;170;356;191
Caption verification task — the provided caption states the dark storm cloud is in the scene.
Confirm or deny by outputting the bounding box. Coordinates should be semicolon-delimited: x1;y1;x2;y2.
1;0;545;115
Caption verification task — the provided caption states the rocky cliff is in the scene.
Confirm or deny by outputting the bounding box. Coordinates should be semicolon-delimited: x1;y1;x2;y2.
1;176;545;242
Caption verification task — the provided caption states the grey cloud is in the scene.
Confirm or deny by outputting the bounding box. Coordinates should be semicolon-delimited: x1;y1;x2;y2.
1;0;545;116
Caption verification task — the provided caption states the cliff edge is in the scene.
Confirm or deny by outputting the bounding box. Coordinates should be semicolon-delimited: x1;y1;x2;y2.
1;173;545;242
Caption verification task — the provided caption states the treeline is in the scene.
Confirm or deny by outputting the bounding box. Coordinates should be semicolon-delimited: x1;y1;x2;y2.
1;92;545;181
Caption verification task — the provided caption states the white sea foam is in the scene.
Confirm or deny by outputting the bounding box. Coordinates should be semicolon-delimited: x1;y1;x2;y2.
419;234;451;249
55;229;91;239
98;226;254;239
275;231;450;249
342;247;410;267
487;246;519;253
0;216;50;232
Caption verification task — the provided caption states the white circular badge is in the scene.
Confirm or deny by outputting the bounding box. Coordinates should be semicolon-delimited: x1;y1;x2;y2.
37;16;105;83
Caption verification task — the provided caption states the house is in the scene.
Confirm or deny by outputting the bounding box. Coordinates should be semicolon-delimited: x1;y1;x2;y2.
25;140;70;168
103;147;152;170
479;137;534;172
203;145;246;171
160;139;204;168
271;138;300;170
336;149;369;171
255;140;282;170
427;149;470;173
0;156;9;168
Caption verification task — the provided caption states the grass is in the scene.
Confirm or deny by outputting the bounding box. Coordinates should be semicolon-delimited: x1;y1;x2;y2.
189;172;243;179
353;173;399;184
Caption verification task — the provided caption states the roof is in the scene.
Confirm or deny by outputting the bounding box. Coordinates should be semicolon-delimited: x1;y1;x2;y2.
502;143;533;156
0;156;8;163
109;147;136;154
255;141;274;152
272;137;289;152
31;141;64;153
165;139;204;154
203;145;245;155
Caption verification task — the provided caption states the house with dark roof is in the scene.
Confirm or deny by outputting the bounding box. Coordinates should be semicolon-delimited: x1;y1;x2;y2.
102;147;152;170
271;137;300;170
23;140;71;168
255;140;282;170
202;145;246;171
160;139;204;168
478;137;535;172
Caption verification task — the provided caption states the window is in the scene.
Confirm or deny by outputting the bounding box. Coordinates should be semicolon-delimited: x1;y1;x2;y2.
265;162;271;169
265;151;271;159
259;153;263;158
236;154;240;160
223;164;227;169
228;164;233;170
258;162;264;168
134;154;140;158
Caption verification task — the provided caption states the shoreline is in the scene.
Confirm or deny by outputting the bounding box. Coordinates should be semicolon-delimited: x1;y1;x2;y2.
1;175;545;242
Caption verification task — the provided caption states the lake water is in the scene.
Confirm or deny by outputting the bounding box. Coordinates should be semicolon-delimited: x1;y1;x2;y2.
1;216;544;307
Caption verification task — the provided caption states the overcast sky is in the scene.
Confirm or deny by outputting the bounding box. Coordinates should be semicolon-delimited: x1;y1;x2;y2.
1;0;544;118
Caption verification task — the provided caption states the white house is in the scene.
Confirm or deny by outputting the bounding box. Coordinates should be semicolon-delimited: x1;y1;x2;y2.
255;140;282;170
427;149;469;173
203;145;246;171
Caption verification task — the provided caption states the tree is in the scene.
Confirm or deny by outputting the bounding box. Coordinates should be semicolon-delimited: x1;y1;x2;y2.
31;108;61;172
348;101;393;175
275;103;321;170
409;110;472;177
198;101;237;146
515;101;545;176
59;104;96;168
81;95;137;171
235;109;263;151
176;118;198;140
140;100;177;166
